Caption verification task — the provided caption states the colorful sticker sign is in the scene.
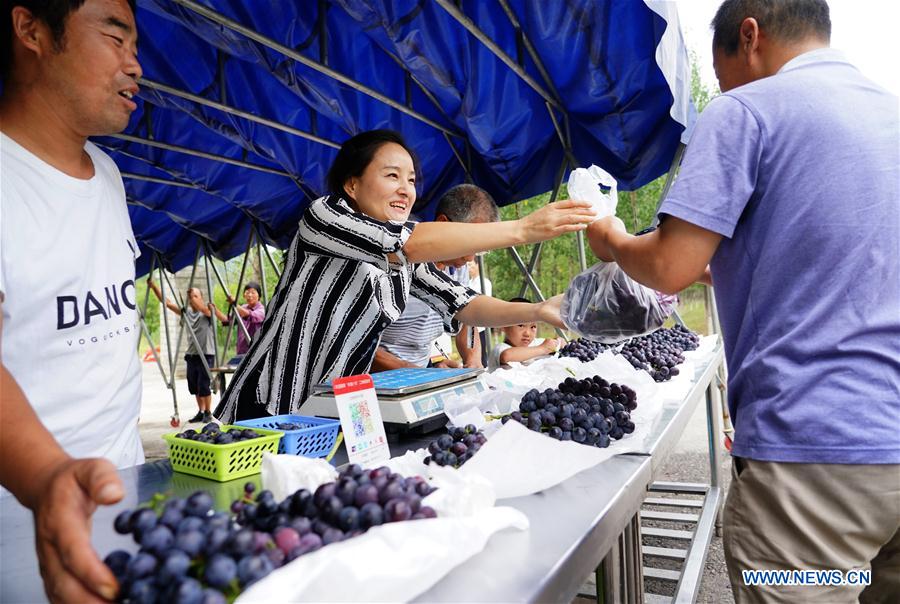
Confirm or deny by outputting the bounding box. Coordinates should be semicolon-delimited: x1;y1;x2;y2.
332;374;390;466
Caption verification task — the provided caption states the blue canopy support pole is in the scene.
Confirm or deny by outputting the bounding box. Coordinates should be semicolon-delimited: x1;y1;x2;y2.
508;245;568;340
317;0;328;66
207;233;254;357
107;134;296;179
474;254;492;354
433;0;561;112
442;132;473;183
136;253;170;390
202;240;220;369
160;242;202;383
254;222;283;281
140;79;341;149
254;229;269;305
166;0;463;139
217;49;227;105
155;252;180;422
495;0;566;107
518;157;568;298
651;143;686;228
121;172;202;189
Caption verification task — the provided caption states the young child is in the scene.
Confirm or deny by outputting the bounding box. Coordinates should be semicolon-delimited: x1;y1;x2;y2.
489;298;564;370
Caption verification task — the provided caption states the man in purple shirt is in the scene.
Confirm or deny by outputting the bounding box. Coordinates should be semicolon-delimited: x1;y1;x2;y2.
587;0;898;601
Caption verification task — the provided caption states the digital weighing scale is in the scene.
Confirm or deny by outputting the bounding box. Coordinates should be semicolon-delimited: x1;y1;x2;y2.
299;367;486;435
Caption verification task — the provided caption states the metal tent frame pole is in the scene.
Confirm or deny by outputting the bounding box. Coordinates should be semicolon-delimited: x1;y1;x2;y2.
254;222;283;281
154;253;180;423
207;230;255;356
164;0;463;141
107;134;295;179
202;240;221;369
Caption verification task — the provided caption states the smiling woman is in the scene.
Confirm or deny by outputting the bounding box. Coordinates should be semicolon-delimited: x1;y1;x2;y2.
214;130;598;422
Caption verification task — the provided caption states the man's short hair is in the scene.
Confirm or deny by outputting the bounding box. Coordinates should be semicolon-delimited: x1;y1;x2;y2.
436;184;501;224
711;0;830;55
1;0;137;79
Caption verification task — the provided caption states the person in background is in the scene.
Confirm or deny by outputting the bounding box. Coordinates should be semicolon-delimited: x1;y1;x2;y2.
148;280;216;423
488;297;563;371
0;1;143;601
210;280;265;357
586;0;899;600
372;184;499;371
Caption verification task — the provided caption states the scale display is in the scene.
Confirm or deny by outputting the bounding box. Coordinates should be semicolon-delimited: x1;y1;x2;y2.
302;368;486;427
313;367;482;396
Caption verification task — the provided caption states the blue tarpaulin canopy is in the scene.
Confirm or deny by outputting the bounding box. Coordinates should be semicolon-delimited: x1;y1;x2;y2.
93;0;695;277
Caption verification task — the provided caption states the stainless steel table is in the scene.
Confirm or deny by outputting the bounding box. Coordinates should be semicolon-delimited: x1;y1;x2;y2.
0;454;650;604
1;344;724;604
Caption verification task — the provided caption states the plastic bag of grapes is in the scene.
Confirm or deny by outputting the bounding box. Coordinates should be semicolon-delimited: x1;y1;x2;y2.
561;262;671;343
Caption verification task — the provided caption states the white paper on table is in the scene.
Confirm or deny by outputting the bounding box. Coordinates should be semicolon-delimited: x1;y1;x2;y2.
459;420;618;499
239;469;526;604
684;334;720;362
261;453;337;502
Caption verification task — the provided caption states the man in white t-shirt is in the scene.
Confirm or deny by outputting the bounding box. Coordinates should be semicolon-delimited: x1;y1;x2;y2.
373;184;499;370
0;0;142;601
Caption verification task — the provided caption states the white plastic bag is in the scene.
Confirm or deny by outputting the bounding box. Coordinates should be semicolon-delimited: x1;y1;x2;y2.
561;262;671;343
567;164;618;220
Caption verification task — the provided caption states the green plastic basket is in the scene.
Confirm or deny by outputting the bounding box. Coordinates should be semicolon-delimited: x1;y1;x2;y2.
163;425;282;482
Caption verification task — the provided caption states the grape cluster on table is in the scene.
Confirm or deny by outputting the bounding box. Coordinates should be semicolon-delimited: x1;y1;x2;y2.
104;464;437;602
175;422;262;445
504;376;637;447
557;338;618;362
274;421;306;430
617;325;699;382
424;424;487;467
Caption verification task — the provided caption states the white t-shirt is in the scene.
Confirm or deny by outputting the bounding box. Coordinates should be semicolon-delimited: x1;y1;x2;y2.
0;133;144;468
488;338;549;371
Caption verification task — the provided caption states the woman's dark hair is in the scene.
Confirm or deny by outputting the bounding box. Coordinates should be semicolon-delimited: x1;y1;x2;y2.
2;0;137;79
326;129;420;199
244;281;261;295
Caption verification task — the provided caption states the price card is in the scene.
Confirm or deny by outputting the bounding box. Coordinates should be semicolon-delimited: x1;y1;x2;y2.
332;374;390;466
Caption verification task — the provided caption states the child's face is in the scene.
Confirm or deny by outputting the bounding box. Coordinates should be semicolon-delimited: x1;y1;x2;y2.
504;322;538;347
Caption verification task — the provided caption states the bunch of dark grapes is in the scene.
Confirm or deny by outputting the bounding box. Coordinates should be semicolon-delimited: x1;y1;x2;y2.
617;325;700;382
104;465;437;602
275;422;304;430
557;338;617;362
423;424;487;467
175;422;262;445
503;376;637;447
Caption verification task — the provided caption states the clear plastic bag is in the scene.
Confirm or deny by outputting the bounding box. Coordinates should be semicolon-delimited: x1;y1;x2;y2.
561;263;672;343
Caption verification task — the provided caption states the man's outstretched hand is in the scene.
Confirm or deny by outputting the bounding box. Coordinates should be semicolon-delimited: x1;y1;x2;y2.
33;458;124;603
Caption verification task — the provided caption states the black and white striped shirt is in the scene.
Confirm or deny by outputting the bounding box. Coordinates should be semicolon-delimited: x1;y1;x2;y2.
215;195;477;421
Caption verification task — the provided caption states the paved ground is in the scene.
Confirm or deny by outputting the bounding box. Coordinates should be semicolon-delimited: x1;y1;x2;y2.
138;360;734;602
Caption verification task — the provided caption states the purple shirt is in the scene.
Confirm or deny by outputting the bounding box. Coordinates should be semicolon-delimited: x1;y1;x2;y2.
235;302;265;355
660;49;900;464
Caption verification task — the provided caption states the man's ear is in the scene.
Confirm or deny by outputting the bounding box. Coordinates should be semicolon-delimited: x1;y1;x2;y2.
10;6;48;57
739;17;761;62
435;214;450;222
